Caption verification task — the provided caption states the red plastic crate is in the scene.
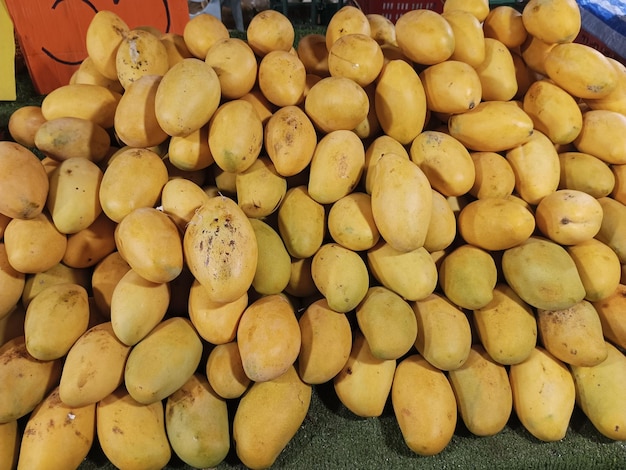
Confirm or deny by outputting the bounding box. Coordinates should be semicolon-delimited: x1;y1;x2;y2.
357;0;445;23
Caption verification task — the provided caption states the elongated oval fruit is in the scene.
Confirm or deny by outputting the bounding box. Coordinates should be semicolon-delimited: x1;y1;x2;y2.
371;153;432;252
184;196;258;303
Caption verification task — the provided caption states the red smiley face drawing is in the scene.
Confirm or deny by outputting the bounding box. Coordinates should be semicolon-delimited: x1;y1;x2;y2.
7;0;189;93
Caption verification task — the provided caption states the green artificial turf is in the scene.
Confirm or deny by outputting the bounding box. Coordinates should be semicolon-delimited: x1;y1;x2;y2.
3;24;626;470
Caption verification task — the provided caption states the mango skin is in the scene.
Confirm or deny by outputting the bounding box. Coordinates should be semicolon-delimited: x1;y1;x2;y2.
392;354;457;456
570;342;626;441
233;366;311;470
165;374;230;469
17;387;95;470
509;347;576;442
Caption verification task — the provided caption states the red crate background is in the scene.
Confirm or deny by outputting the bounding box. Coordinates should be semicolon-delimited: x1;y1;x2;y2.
357;0;445;23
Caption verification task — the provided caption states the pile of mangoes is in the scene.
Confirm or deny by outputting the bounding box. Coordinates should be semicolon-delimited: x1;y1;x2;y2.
1;0;626;468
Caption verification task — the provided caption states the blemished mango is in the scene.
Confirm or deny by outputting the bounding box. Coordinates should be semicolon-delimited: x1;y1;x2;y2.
16;387;95;470
165;374;230;469
96;387;171;470
536;300;607;367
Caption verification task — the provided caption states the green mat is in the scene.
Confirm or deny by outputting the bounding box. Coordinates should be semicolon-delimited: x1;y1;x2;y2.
74;381;626;469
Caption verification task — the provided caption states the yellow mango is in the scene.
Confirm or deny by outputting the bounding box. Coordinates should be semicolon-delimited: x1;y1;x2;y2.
448;344;512;436
17;387;95;470
160;178;211;232
311;243;369;313
20;263;90;312
474;38;518;101
367;13;397;46
205;37;257;100
99;147;168;223
97;387;171;470
155;57;221;137
371;153;432;252
206;342;251;399
110;269;170;346
505;130;561;205
184;196;257;303
410;130;475;197
115;207;183;284
298;298;352;384
457;197;536;251
325;5;370;51
62;212;117;269
24;283;89;361
537;300;607;367
115;28;169;90
524;79;583;145
443;9;485;67
439;244;497;310
367;240;438;301
584;58;626;114
392;354;457;456
595;197;626;264
423;190;457;253
412;293;472;370
0;336;63;422
395;9;454;65
568;238;622;302
91;252;131;318
544;42;618;99
0;244;25;320
333;331;396;417
374;59;427;144
535;189;603;245
258;50;307;107
420;61;482;115
559;151;615;198
188;280;247;345
503;237;586;310
521;0;581;44
469;151;516;199
509;347;576;441
233;366;311;470
248;218;291;295
473;284;537;365
59;322;131;407
124;317;203;404
592;284;626;349
448;100;534;152
264;105;317;177
570;342;626;440
356;286;417;360
237;294;301;382
308;129;365;204
574;110;626;164
327;192;380;251
328;33;383;87
114;74;168;148
305;76;369;134
34;116;111;163
85;10;129;80
209;99;263;174
483;6;528;49
247;9;295;56
165;374;230;468
0;420;19;470
277;186;325;259
47;157;103;234
235;157;286;219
